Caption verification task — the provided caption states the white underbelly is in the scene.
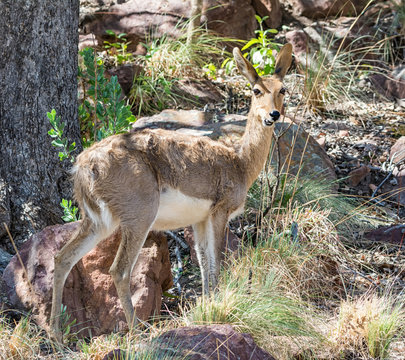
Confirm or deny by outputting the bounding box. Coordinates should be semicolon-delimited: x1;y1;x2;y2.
152;188;213;231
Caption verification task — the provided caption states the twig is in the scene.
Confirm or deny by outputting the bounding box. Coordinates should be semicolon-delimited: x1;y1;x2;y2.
4;223;35;295
384;224;405;233
370;156;405;201
371;170;393;200
173;244;183;293
166;231;189;250
166;231;187;293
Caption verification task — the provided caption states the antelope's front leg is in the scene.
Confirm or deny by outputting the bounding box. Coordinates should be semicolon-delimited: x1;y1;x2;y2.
193;213;228;295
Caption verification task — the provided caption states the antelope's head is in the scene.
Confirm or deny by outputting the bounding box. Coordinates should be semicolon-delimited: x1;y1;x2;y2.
233;43;293;127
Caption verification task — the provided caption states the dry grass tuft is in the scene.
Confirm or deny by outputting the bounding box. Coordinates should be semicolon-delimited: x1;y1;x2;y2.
331;294;405;358
262;207;348;302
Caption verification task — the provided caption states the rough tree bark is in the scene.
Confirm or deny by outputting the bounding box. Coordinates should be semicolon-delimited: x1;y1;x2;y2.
0;1;81;250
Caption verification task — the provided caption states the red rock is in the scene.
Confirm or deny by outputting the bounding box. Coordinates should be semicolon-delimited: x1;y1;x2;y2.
338;130;349;138
286;30;308;56
79;33;98;50
157;325;276;360
82;0;258;51
316;135;326;148
390;136;405;164
284;0;370;19
370;66;405;105
348;165;370;187
365;225;405;245
2;222;172;337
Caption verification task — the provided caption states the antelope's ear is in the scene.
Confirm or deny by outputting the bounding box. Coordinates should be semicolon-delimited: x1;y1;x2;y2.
233;47;259;85
273;43;293;81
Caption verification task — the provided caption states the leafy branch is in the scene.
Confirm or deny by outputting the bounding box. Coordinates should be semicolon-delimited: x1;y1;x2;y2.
47;109;77;162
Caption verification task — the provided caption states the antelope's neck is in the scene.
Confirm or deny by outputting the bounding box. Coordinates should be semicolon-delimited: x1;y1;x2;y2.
238;112;274;188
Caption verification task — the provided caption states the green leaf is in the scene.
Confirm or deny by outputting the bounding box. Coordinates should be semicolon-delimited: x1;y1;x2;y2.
105;29;116;36
52;139;64;148
48;129;57;137
242;38;260;50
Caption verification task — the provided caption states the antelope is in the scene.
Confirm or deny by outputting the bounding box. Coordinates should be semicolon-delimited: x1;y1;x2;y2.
50;43;293;342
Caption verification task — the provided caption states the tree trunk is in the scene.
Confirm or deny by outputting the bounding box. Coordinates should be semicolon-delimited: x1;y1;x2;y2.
0;0;81;249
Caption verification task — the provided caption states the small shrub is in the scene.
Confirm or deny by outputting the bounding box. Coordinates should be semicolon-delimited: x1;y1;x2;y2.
241;15;279;76
103;30;135;66
78;47;136;146
47;109;77;162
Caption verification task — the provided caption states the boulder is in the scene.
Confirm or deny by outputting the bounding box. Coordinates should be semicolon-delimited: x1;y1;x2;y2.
273;121;336;181
81;0;258;51
348;165;370;187
282;0;370;19
2;222;173;337
155;325;276;360
102;325;275;359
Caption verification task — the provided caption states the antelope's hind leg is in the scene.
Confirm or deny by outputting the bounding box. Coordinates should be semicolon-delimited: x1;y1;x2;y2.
50;217;113;342
108;189;159;331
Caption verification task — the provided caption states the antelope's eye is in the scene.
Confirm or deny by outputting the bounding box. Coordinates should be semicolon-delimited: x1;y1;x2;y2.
280;87;287;95
253;88;261;96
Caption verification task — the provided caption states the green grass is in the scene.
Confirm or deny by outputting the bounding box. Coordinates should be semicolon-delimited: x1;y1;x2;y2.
180;221;329;353
129;23;239;116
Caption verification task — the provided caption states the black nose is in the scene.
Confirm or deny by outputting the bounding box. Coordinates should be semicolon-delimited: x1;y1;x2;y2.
270;110;280;120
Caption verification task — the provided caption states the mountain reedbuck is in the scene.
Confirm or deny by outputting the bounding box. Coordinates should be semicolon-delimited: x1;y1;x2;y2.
50;44;293;342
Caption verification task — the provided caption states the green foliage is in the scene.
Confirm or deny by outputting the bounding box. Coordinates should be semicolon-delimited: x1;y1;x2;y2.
130;71;179;116
79;47;136;146
47;109;77;162
241;15;279;76
202;63;218;80
183;236;319;343
248;170;362;234
367;300;404;359
221;57;236;76
60;304;78;343
103;30;135;66
60;198;79;222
